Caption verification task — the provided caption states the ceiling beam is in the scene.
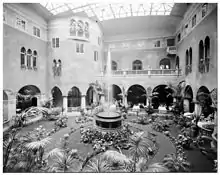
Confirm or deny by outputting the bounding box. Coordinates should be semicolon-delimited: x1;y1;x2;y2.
109;4;116;18
88;4;100;23
130;4;133;16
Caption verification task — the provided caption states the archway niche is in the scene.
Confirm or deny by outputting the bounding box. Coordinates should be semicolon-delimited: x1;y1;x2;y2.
17;85;41;111
112;84;122;102
51;86;63;107
127;84;146;107
152;85;173;108
67;86;81;107
86;86;94;106
184;85;194;113
196;86;213;117
159;58;171;69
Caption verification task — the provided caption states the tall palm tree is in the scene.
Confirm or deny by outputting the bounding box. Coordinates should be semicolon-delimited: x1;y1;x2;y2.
3;129;19;171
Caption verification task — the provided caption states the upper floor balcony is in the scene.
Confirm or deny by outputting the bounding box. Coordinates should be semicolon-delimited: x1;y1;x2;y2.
98;68;182;77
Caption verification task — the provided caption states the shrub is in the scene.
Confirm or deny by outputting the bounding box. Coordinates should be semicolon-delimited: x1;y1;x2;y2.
151;96;159;109
54;115;68;128
80;126;133;150
145;106;154;115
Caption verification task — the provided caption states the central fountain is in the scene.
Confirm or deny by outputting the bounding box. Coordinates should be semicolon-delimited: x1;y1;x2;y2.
94;47;123;132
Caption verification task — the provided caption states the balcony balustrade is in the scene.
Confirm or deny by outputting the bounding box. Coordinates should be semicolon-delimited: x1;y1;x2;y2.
99;69;182;77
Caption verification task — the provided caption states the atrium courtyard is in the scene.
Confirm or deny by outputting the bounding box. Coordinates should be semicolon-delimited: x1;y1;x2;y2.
3;2;218;173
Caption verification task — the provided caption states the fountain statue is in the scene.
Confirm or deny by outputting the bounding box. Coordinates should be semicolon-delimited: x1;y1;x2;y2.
94;47;123;132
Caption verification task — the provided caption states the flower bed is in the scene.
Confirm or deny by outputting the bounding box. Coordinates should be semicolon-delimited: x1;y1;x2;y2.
80;124;134;151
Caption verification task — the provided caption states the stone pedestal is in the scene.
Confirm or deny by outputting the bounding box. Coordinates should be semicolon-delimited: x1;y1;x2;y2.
183;98;190;112
81;95;86;109
63;96;68;113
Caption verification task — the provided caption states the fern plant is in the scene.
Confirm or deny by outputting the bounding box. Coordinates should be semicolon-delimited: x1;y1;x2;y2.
46;134;82;172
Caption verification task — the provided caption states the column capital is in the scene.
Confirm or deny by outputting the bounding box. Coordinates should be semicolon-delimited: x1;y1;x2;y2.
81;94;86;97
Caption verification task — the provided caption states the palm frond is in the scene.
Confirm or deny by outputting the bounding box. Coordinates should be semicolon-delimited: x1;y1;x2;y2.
46;148;64;159
102;150;132;165
145;163;170;172
87;158;109;173
25;137;52;150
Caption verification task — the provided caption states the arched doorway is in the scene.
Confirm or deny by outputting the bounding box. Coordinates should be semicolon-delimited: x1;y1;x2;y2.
196;86;212;117
86;86;94;106
3;91;8;122
184;85;194;112
132;60;142;70
176;56;180;69
159;58;171;69
17;85;41;111
31;97;37;106
152;85;173;108
51;86;63;107
112;84;122;101
127;85;146;106
68;87;81;107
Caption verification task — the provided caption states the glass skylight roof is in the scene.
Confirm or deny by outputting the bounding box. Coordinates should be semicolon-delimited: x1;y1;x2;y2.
40;2;174;21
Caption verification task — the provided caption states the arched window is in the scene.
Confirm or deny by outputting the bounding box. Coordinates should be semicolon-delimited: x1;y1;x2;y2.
27;49;32;69
199;40;204;73
84;22;89;38
189;47;192;73
176;56;180;69
204;36;210;72
185;50;189;75
53;59;57;76
111;61;117;70
70;19;76;36
77;20;84;37
57;59;62;76
20;47;26;68
132;60;142;70
159;58;170;69
33;50;37;69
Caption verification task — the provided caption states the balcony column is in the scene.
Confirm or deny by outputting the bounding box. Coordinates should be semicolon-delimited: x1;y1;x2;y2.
63;96;68;113
81;94;86;109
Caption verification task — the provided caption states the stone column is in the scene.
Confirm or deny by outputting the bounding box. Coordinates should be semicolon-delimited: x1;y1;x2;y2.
81;94;86;109
63;96;68;113
146;98;149;106
37;96;41;107
124;95;128;107
100;94;105;104
194;101;202;117
9;97;16;121
183;97;190;112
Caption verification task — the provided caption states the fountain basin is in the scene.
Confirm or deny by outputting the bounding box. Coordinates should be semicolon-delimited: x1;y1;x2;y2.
95;111;122;131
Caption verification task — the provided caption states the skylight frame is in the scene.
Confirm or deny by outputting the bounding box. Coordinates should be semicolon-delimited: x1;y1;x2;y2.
40;2;175;20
